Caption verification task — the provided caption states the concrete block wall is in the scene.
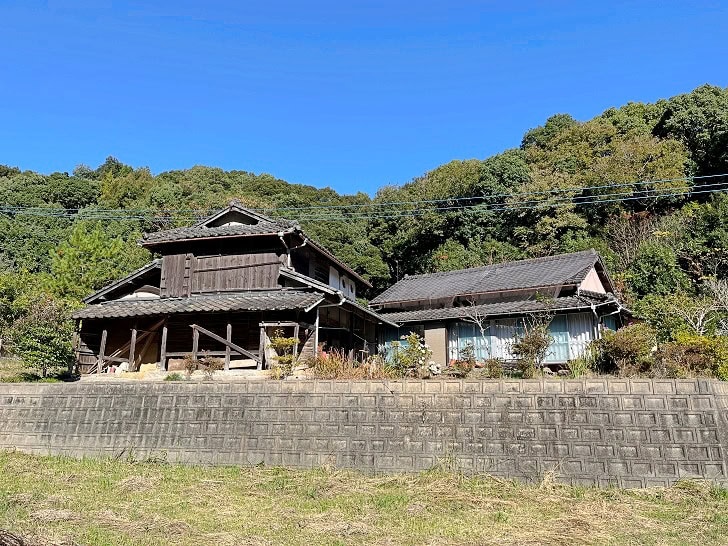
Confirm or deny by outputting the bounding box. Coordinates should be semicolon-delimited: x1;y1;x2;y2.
1;379;727;488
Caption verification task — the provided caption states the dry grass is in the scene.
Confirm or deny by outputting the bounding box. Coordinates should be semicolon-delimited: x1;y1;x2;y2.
306;351;399;380
0;452;727;545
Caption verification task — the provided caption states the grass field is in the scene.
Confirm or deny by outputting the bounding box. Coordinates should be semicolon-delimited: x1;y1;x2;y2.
0;452;727;545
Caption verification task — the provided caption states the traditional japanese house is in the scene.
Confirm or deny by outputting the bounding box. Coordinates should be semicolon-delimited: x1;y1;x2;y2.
73;201;395;373
370;250;628;367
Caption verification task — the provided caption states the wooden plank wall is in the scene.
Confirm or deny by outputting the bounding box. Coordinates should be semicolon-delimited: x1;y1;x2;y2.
163;251;284;297
161;254;188;297
191;252;282;293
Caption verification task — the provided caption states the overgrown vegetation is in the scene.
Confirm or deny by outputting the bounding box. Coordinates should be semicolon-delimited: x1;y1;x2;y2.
307;350;397;379
510;314;554;379
0;451;727;545
267;329;300;380
387;332;436;378
1;84;728;375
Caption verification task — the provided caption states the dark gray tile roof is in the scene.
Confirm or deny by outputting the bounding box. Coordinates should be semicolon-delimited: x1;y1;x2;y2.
370;250;601;305
378;293;617;324
139;201;372;288
142;218;299;244
73;290;325;320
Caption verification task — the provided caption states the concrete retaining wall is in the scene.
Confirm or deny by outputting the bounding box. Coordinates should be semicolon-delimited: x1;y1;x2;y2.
1;378;727;488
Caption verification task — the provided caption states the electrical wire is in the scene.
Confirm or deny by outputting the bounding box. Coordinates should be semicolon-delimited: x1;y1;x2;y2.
0;175;726;222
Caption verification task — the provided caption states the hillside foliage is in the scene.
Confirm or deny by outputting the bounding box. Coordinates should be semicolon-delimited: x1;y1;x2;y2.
1;84;727;372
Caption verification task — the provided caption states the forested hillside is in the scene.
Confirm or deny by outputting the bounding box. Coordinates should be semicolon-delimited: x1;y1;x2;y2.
1;84;727;370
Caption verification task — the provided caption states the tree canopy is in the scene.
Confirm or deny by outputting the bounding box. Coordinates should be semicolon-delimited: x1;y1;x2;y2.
1;84;728;371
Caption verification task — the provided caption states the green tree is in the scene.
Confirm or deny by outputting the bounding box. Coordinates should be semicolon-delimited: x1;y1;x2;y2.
653;84;728;175
50;223;151;300
627;242;690;297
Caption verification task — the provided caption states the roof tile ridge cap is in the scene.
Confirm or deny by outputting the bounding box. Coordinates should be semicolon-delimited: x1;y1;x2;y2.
397;264;492;281
490;249;597;269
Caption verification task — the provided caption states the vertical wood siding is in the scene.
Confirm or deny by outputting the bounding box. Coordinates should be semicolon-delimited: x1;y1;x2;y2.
163;252;284;296
446;312;597;363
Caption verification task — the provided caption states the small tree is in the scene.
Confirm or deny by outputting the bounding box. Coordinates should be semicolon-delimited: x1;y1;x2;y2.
268;328;299;380
510;313;553;379
7;295;75;377
390;332;432;378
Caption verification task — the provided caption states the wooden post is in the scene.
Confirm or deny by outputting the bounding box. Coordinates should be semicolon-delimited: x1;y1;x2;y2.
159;324;168;371
71;327;80;374
349;311;355;356
258;327;266;370
192;327;199;360
97;329;108;375
128;327;138;371
313;309;319;357
293;323;300;360
225;323;232;371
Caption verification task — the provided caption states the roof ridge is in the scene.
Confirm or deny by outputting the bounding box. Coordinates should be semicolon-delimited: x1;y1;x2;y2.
396;249;598;281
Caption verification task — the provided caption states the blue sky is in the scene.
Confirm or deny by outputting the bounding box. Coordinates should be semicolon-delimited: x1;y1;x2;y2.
1;1;727;195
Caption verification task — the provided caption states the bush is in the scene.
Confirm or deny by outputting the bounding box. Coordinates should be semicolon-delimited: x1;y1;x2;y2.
389;332;433;378
592;323;657;376
6;295;75;377
446;343;476;378
182;354;199;379
268;329;299;380
307;350;398;379
201;357;224;380
510;318;552;379
480;357;505;379
164;372;184;381
657;333;728;379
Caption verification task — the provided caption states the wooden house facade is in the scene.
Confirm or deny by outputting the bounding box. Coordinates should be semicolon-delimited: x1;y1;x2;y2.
73;202;395;373
370;250;629;367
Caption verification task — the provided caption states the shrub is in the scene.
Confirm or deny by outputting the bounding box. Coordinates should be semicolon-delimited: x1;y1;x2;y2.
480;357;505;379
657;333;728;379
201;357;224;380
389;332;433;378
510;317;552;379
164;372;184;381
592;323;657;376
182;354;199;379
6;295;75;377
268;329;299;380
446;343;476;378
307;350;398;379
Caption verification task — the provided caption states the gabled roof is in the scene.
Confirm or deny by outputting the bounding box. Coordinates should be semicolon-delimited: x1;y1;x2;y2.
141;201;298;245
73;290;325;320
380;292;620;324
83;260;162;304
371;250;609;306
140;201;372;289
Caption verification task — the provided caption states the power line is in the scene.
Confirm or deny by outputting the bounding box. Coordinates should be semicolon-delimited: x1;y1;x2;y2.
262;172;728;212
290;181;728;221
0;182;726;222
1;172;723;217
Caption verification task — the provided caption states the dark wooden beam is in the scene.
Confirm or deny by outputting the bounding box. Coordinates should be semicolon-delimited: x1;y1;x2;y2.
258;327;266;371
192;328;199;360
190;324;260;362
159;324;168;371
97;329;108;375
225;323;232;371
293;323;300;360
128;327;138;371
